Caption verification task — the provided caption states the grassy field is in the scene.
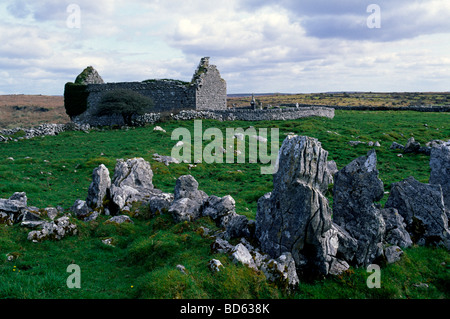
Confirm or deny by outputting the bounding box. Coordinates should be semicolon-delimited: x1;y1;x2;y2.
228;92;450;108
0;110;449;299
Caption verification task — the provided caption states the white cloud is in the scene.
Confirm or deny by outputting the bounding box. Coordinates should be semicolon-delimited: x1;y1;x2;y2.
0;0;449;95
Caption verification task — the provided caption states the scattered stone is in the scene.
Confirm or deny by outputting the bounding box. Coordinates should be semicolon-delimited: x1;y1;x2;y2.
251;135;268;143
403;137;421;154
71;199;92;220
209;259;224;273
384;245;403;264
202;195;236;227
105;215;133;224
231;243;257;270
348;141;365;146
27;216;77;242
390;142;405;150
102;237;115;246
153;153;180;166
84;211;99;222
333;150;385;267
413;283;429;289
224;213;251;239
153;126;166;133
259;252;299;289
176;264;187;275
385;176;450;249
44;207;58;220
211;237;234;254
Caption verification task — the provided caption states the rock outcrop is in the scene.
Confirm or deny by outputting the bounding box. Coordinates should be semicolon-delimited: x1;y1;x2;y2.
255;135;342;277
169;175;208;223
332;150;386;267
429;141;450;219
86;164;111;209
0;192;28;225
381;208;413;248
385;176;450;249
27;216;77;242
110;158;154;213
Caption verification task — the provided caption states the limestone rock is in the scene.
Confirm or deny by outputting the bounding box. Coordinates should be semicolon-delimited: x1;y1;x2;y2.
105;215;133;224
211;237;234;254
147;192;174;216
332;150;385;267
231;243;257;270
173;175;207;202
256;135;338;277
209;259;224;273
110;158;154;213
201;194;250;238
224;213;251;239
86;164;111;209
390;142;405;150
327;160;338;177
0;192;28;225
385;176;450;249
169;197;202;222
202;195;236;225
381;208;413;248
403;137;421;154
170;175;208;222
429;142;450;218
384;246;403;264
71;199;92;220
153;153;180;166
27;216;77;242
260;252;299;289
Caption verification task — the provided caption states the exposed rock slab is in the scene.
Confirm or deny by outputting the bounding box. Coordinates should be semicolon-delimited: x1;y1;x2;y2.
385;176;450;249
332;150;386;267
256;135;341;277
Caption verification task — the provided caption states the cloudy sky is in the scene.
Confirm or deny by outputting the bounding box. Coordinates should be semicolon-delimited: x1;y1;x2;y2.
1;0;450;95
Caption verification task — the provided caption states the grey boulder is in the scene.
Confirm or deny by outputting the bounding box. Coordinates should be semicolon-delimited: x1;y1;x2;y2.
256;135;339;277
429;141;450;219
385;176;450;249
332;150;386;267
86;164;111;209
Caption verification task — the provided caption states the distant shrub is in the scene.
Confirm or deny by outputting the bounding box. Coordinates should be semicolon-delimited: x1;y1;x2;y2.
95;89;155;125
64;82;88;118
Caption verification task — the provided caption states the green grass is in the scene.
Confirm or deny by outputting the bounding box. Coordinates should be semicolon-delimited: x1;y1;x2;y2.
1;110;449;299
